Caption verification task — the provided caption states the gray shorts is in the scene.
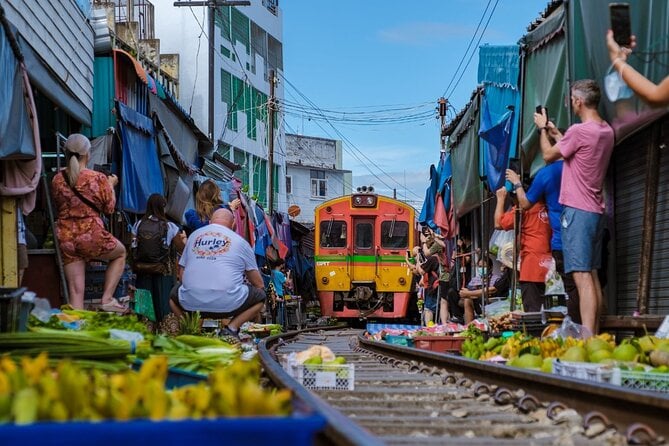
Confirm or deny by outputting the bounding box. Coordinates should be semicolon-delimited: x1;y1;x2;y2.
561;206;604;274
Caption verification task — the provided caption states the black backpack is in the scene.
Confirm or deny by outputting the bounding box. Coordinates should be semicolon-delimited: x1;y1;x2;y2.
135;217;169;264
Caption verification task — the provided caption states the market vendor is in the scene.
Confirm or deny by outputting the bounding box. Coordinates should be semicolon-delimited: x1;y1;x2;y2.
170;208;266;338
458;257;511;324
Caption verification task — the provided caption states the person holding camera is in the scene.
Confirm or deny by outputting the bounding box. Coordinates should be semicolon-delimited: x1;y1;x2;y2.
606;31;669;107
51;134;128;312
536;80;614;335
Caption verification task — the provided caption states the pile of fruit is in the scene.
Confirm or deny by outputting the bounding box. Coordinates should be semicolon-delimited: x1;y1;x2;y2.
460;331;669;374
293;345;346;368
0;354;291;424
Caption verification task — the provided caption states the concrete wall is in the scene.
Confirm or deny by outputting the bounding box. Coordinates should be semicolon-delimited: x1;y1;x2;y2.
3;0;94;112
286;133;340;169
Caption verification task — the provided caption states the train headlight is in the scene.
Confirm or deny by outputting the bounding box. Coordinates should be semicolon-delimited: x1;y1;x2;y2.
321;277;329;284
366;196;374;205
398;277;406;285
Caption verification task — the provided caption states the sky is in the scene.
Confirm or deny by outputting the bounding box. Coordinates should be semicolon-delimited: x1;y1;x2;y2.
281;0;547;209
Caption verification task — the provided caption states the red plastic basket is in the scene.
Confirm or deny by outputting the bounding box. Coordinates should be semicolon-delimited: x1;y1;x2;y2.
413;335;466;353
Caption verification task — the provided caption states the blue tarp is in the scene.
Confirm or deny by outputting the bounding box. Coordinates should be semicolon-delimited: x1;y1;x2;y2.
117;102;164;213
477;45;521;190
419;152;451;230
0;25;35;160
479;97;514;192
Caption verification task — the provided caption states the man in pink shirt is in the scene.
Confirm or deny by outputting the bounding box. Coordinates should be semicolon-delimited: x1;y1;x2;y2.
534;79;615;335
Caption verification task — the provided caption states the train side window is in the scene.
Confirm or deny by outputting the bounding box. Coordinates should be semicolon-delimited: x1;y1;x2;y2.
355;223;374;249
381;221;408;249
320;220;347;248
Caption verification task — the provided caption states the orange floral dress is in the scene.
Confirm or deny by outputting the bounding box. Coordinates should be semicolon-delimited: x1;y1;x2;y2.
52;170;118;265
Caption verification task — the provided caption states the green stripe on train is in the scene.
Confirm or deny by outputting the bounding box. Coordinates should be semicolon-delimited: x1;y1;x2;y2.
315;255;405;263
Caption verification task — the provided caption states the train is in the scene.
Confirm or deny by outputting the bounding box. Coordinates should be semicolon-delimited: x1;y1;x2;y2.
314;187;417;320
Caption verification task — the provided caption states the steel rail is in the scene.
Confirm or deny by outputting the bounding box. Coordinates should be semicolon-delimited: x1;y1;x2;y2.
358;335;669;439
258;326;383;446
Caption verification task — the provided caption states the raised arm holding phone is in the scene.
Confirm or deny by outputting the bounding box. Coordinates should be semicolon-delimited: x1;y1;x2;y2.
606;3;669;106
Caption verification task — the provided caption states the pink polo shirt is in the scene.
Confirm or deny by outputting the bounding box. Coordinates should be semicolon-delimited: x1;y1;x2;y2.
558;121;615;214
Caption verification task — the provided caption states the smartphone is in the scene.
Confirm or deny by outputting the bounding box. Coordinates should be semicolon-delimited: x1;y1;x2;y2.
406;250;411;257
610;3;631;47
535;105;547;116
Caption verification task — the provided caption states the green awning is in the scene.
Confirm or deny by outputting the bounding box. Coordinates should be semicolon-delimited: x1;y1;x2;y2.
450;92;482;217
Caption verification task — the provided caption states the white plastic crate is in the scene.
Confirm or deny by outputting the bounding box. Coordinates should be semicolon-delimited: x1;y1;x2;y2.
552;360;616;384
616;370;669;393
283;357;354;391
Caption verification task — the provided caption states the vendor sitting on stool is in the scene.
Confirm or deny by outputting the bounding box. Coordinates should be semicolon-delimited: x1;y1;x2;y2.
170;208;266;338
458;257;511;324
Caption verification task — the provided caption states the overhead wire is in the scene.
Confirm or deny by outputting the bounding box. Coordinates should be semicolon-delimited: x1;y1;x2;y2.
279;72;425;201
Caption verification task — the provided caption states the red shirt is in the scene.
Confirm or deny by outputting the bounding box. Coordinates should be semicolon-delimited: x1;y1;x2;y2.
499;203;552;283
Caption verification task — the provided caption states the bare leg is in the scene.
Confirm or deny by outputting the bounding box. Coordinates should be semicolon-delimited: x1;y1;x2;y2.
169;299;184;318
439;299;449;324
64;260;86;309
229;302;264;331
573;271;598;336
423;309;434;325
97;241;126;304
463;299;475;324
591;269;603;334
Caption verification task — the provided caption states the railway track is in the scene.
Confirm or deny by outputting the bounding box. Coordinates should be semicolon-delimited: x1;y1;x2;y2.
259;327;669;446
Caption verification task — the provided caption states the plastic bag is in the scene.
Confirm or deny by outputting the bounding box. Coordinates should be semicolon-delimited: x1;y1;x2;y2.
489;229;514;268
548;315;592;340
30;297;53;323
544;257;566;296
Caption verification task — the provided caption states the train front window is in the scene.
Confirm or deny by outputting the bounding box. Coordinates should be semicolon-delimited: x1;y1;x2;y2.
355;223;373;249
381;220;409;249
320;220;347;248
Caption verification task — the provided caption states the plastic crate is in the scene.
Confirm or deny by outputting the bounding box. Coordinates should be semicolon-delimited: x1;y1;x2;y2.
0;287;26;333
85;264;133;300
384;335;414;347
0;414;327;446
616;369;669;393
284;358;354;391
552;359;616;384
413;335;466;353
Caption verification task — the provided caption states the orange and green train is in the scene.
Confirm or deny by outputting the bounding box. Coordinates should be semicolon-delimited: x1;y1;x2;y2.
314;189;416;319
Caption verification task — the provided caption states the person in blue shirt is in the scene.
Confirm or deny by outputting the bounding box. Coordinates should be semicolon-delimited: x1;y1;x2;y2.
506;162;580;323
184;180;240;235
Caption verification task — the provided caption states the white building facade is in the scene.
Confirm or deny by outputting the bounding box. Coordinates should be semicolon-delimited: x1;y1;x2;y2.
153;0;285;211
285;134;352;224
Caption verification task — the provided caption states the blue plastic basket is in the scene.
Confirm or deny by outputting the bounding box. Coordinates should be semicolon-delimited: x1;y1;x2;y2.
132;360;207;388
0;414;327;446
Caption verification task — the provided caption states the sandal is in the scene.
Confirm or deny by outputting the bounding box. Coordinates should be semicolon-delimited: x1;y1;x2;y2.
100;298;130;314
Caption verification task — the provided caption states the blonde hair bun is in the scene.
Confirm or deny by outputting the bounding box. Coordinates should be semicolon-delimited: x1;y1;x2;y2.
64;133;91;157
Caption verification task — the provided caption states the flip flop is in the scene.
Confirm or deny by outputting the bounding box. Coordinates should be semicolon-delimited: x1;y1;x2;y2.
100;298;130;314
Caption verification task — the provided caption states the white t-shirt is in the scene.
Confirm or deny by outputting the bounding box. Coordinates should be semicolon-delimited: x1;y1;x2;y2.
178;223;258;312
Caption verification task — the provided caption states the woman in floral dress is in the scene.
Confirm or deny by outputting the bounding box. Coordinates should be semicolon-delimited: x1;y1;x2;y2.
51;134;127;312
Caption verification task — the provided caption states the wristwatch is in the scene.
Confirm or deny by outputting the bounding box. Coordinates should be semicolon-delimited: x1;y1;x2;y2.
513;182;522;190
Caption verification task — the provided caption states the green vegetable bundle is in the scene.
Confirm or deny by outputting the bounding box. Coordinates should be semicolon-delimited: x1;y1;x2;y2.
0;332;133;360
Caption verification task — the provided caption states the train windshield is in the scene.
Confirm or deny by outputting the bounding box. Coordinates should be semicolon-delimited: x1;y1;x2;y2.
381;220;409;249
355;222;374;249
320;220;347;248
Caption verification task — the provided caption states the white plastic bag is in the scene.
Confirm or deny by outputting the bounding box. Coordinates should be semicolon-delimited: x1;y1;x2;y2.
544;257;566;296
489;230;514;268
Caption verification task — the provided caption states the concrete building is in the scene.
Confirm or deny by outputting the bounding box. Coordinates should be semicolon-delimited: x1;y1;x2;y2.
285;133;352;224
153;0;285;211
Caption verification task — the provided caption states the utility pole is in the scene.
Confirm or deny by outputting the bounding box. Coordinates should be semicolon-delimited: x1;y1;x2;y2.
173;1;250;141
267;69;276;214
438;97;447;153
